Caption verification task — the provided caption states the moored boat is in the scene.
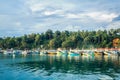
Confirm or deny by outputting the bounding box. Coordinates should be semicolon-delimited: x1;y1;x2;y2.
32;50;40;55
0;48;3;53
40;51;48;55
22;50;28;56
13;50;22;55
3;49;13;55
88;51;95;57
3;49;16;57
68;51;80;56
103;51;112;56
56;50;68;56
47;50;56;55
94;51;104;56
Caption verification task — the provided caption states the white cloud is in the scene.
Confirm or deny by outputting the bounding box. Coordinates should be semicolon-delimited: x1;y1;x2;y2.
42;10;63;16
29;3;45;12
25;0;118;23
14;22;22;27
66;13;81;19
25;0;75;13
65;12;118;22
65;13;87;19
0;0;120;37
86;12;118;22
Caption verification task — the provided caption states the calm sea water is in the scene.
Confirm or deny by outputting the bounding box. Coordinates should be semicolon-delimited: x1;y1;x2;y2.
0;54;120;80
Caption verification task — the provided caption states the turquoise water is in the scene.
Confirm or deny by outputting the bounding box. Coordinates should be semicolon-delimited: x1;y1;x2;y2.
0;54;120;80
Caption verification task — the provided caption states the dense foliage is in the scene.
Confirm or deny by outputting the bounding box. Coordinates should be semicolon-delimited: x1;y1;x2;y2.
0;28;120;50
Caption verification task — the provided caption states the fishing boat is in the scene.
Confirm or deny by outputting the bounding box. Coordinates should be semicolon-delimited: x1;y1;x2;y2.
81;52;88;56
88;51;94;57
68;51;79;56
32;50;40;55
0;48;3;53
3;49;15;57
94;51;104;56
4;49;13;55
13;50;22;55
47;50;56;55
22;50;28;55
117;51;120;56
111;50;120;56
81;50;94;57
103;51;112;56
56;50;68;56
40;51;48;56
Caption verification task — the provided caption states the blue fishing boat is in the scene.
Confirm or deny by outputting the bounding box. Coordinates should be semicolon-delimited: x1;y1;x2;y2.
32;50;40;55
13;50;22;55
68;51;79;56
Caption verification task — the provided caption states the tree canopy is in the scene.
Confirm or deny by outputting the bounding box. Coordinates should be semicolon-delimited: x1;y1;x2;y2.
0;28;120;50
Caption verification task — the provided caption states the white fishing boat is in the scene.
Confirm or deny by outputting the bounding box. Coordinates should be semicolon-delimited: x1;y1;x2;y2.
3;49;15;57
3;49;13;55
22;50;28;55
56;50;68;56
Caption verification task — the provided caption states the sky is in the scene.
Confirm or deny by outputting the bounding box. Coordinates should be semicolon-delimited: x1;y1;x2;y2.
0;0;120;37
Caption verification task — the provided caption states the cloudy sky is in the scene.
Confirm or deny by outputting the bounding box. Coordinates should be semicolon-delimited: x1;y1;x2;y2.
0;0;120;37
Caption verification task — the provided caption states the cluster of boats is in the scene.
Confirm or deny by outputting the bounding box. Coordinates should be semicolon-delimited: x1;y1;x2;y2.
56;50;120;57
0;48;120;57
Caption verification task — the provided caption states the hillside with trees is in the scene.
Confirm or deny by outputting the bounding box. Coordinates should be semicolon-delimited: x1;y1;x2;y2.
0;28;120;50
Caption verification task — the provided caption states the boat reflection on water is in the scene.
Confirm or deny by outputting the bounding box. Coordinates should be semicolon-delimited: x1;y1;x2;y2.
16;55;120;73
1;54;120;80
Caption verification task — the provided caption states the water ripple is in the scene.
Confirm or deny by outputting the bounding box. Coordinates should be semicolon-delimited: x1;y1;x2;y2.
0;55;120;80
